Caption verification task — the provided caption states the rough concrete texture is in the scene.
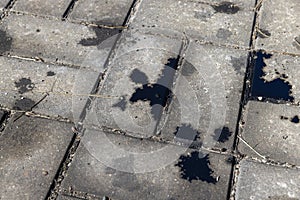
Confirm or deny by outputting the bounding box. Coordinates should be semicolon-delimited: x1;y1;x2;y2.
13;0;71;18
255;0;300;54
0;115;73;200
239;101;300;165
69;0;134;26
235;160;300;200
130;0;256;47
61;132;233;200
0;0;9;8
0;13;119;68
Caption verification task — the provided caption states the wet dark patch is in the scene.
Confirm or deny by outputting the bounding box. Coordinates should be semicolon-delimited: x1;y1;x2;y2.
211;2;240;14
250;51;294;102
14;78;35;94
213;126;232;143
194;11;214;21
46;71;56;76
79;24;120;47
173;124;200;145
129;58;179;120
216;28;232;40
257;28;271;38
231;56;246;75
291;115;299;124
112;96;127;111
175;152;217;184
181;61;197;76
0;29;12;54
13;98;36;111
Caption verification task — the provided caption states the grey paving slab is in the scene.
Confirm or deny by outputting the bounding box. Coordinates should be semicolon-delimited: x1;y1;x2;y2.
83;29;184;138
0;115;73;200
239;101;300;165
255;0;300;54
12;0;71;18
235;160;300;200
69;0;134;26
61;129;233;200
130;0;256;47
0;13;119;69
0;56;99;121
158;41;247;151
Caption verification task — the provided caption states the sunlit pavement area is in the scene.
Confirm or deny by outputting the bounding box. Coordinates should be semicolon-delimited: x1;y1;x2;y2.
0;0;300;199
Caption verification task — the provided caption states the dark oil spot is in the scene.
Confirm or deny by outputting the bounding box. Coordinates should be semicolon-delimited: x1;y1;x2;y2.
129;58;179;120
79;22;120;47
112;96;127;111
13;98;36;111
14;78;35;94
46;71;56;76
213;126;232;143
291;115;299;124
175;152;217;184
230;56;246;75
280;115;289;120
211;2;240;14
216;28;232;40
181;61;197;76
250;51;294;102
0;29;12;54
257;28;271;38
173;124;201;145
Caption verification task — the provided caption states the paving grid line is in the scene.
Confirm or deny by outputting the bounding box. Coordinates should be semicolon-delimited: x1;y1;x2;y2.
62;0;78;20
45;1;141;199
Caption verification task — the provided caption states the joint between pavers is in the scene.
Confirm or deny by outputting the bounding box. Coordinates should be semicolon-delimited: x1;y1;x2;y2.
62;0;78;20
61;188;108;200
123;0;143;28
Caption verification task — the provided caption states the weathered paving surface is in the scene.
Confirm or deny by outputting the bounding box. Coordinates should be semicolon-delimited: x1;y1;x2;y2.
0;0;300;200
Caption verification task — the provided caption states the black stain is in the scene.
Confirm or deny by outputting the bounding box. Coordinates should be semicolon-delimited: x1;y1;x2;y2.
175;152;217;184
213;126;232;143
291;115;299;124
46;71;56;76
250;51;294;102
212;2;240;14
230;56;246;75
216;28;232;40
257;28;271;38
0;29;12;54
129;58;179;120
280;115;289;120
112;95;127;111
79;23;120;47
174;124;201;145
13;98;36;111
14;78;35;94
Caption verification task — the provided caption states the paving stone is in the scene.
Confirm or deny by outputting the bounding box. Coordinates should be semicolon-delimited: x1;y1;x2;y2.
61;128;233;200
130;0;256;47
235;160;300;200
0;115;73;200
158;41;247;151
13;0;71;18
84;29;184;138
0;13;119;69
0;56;100;121
239;101;300;165
255;0;300;54
69;0;134;26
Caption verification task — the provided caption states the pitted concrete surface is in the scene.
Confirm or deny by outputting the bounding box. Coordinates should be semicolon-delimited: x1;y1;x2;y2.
0;0;300;200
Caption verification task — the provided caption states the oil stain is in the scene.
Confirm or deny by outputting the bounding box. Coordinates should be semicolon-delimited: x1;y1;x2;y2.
173;124;201;145
291;115;299;124
230;56;246;75
181;61;197;77
13;98;36;111
250;51;294;102
175;151;217;184
14;78;35;94
0;29;12;54
216;28;232;40
129;58;179;120
213;126;232;143
211;2;240;14
257;28;271;38
46;71;56;76
112;95;127;111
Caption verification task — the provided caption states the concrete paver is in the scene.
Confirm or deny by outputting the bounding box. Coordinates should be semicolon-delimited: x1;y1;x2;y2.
256;0;300;54
235;160;300;200
13;0;71;18
239;101;300;165
69;0;134;26
0;115;73;200
0;13;119;68
130;0;256;47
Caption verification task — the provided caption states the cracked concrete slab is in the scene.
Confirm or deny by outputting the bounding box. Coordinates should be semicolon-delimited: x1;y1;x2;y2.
239;101;300;165
235;160;300;200
130;0;256;47
12;0;71;18
255;0;300;54
69;0;134;26
0;115;73;200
